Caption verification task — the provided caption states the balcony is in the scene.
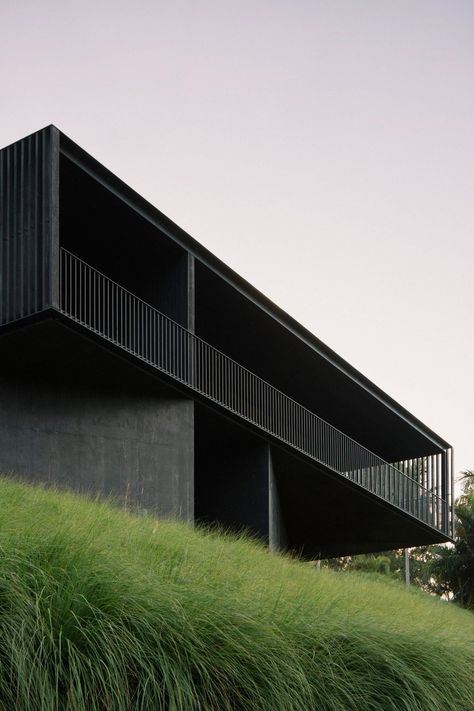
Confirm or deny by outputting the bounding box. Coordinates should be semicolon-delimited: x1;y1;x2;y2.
59;247;452;539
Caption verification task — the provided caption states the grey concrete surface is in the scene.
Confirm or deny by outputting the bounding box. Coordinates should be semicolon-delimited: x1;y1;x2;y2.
0;375;194;519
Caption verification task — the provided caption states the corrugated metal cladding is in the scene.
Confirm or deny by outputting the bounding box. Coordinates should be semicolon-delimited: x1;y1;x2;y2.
0;128;54;326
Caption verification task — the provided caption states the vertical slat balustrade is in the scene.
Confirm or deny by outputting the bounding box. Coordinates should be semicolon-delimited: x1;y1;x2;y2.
59;248;451;536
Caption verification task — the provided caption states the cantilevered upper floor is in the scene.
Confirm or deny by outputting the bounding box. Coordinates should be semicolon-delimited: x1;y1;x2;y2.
0;125;454;556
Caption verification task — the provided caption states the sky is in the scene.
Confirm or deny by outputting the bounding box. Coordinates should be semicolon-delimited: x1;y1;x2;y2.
1;0;472;488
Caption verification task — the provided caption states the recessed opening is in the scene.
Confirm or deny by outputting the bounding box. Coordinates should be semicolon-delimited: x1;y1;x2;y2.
59;154;189;326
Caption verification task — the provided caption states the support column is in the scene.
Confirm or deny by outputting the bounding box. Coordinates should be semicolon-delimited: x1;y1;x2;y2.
269;448;288;552
187;253;195;333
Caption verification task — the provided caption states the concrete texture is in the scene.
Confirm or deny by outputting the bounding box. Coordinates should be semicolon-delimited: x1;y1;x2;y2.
0;374;194;519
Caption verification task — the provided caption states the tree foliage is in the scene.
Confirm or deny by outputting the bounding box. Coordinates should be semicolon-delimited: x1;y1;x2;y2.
428;471;474;609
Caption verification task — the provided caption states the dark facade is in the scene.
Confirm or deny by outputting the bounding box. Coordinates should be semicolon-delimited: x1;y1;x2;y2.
0;125;454;557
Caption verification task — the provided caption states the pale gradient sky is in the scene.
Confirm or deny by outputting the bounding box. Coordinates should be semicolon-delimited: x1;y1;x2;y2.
1;1;473;487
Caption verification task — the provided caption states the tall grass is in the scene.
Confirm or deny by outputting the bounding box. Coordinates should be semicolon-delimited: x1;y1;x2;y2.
0;476;473;710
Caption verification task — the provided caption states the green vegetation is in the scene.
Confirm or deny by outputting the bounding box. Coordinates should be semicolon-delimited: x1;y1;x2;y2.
429;470;474;609
1;477;473;711
320;546;437;588
322;470;474;611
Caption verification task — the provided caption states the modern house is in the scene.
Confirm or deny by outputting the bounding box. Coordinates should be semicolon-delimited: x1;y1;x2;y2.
0;125;453;557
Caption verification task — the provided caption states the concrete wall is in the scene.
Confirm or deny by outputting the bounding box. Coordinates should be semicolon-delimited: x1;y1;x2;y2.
0;375;194;519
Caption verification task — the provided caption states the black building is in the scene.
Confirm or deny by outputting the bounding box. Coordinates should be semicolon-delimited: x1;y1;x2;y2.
0;126;453;557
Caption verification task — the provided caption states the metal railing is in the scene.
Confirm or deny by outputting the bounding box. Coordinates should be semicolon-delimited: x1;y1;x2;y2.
59;248;452;536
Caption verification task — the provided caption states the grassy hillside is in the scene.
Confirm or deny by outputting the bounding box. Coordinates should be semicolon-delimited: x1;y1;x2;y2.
0;477;473;711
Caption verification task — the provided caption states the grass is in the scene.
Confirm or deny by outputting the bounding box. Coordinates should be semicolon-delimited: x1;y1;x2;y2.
0;477;473;710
